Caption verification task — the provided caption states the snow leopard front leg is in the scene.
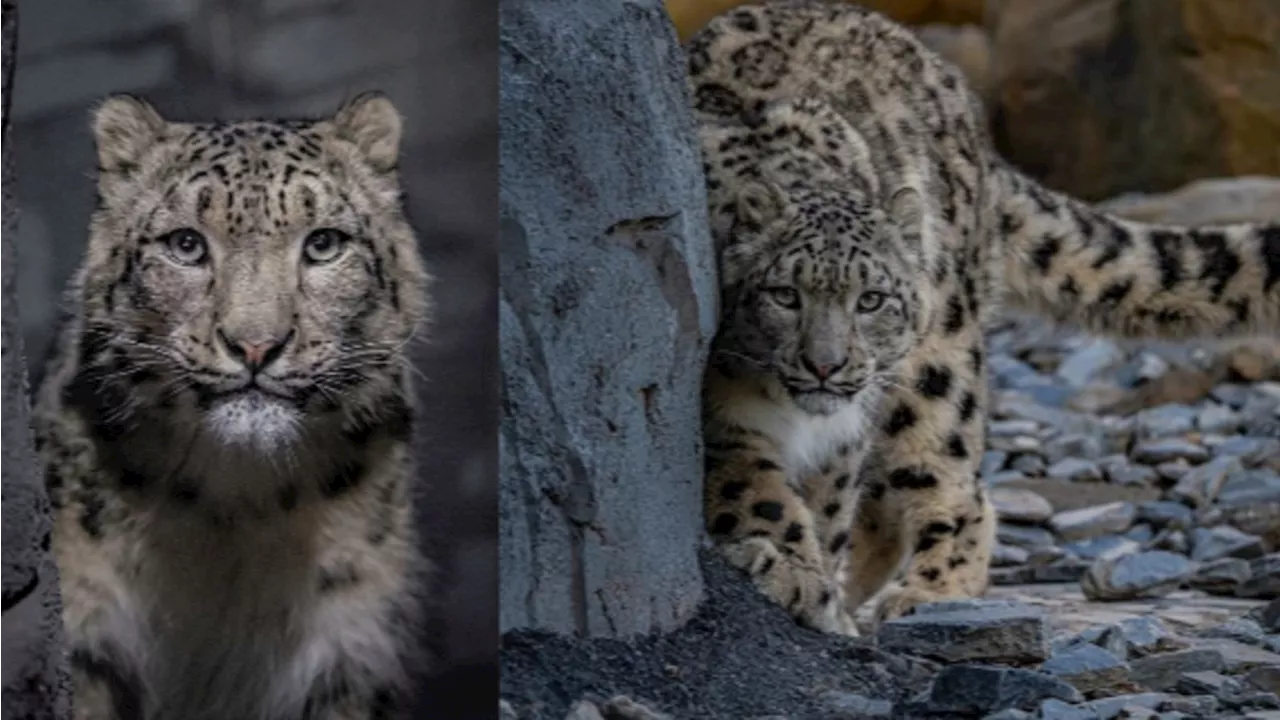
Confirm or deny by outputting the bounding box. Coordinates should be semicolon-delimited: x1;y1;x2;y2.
704;421;858;636
846;328;996;625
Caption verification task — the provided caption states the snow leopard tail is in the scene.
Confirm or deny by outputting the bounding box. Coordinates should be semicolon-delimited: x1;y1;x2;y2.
993;162;1279;341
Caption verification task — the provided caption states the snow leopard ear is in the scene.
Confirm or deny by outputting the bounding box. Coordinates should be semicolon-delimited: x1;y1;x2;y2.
888;185;925;231
736;180;784;232
332;92;402;173
92;94;166;175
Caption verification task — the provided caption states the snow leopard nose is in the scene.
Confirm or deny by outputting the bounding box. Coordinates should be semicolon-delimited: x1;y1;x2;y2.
218;328;293;373
801;354;847;381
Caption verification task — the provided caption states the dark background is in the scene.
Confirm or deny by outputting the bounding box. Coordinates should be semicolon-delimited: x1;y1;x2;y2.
8;0;497;715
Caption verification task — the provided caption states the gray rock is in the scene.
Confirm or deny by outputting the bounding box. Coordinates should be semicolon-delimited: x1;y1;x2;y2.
1000;523;1059;549
1159;694;1220;716
990;419;1043;437
994;543;1031;567
1012;454;1048;476
1131;439;1211;466
1045;433;1107;464
1082;551;1192;601
910;665;1082;714
1085;693;1168;720
1246;665;1280;694
1103;457;1159;487
1201;619;1268;647
981;710;1033;720
990;435;1047;454
1175;670;1244;698
1155;462;1193;483
1048;458;1105;483
911;599;1028;615
988;470;1033;486
1198;405;1241;434
1033;558;1093;583
1028;546;1072;566
1051;502;1137;542
1212;383;1255;408
1127;524;1156;543
1188;558;1252;595
1130;649;1226;690
878;605;1050;664
1038;698;1099;720
1150;529;1189;555
1136;502;1195;530
1057;338;1125;387
1262;599;1280;631
1218;468;1280;505
992;487;1055;525
982;450;1011;478
1041;643;1132;695
1214;437;1280;467
1064;536;1141;562
1238;554;1280;599
1134;405;1199;439
819;691;893;717
1186;637;1280;674
1190;526;1267;562
1100;616;1189;658
499;0;715;637
1169;457;1242;508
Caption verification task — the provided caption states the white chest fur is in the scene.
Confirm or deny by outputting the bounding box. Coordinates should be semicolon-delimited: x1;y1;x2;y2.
720;388;881;478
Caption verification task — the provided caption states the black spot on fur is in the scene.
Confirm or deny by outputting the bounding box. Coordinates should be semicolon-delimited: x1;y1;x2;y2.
1190;230;1240;300
888;468;939;490
958;391;977;423
917;365;953;399
755;458;782;472
823;502;841;518
866;482;886;501
1148;230;1184;290
968;346;983;375
833;473;851;490
884;403;917;436
1096;278;1134;308
948;556;968;569
829;531;849;553
1259;225;1280;291
720;480;749;501
783;522;804;543
78;492;105;538
1030;235;1062;273
919;567;941;582
946;433;968;459
711;512;738;535
752;500;784;522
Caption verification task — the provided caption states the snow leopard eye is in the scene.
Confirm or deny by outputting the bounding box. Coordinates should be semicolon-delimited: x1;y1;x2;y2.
765;286;801;310
162;228;209;266
302;228;350;265
856;291;886;313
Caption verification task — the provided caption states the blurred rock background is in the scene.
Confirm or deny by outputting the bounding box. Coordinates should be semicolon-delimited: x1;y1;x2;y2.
6;0;496;716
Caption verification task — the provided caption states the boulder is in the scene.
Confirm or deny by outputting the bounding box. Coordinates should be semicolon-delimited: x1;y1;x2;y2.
1;5;73;717
987;0;1280;201
499;0;717;637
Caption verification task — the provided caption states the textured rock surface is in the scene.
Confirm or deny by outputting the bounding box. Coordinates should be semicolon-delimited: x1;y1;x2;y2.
987;0;1280;201
1081;552;1192;601
877;604;1051;663
0;4;71;716
499;0;716;637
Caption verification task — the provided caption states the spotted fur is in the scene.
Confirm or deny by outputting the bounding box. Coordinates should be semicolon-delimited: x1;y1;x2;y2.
690;1;1280;634
33;93;430;719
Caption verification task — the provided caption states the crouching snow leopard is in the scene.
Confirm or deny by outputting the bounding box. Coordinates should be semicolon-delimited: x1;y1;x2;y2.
689;1;1280;635
32;92;430;719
